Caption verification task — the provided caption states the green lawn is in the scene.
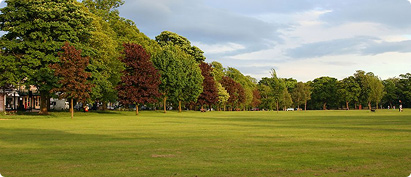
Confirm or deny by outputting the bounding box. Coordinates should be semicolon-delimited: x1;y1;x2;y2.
0;110;410;176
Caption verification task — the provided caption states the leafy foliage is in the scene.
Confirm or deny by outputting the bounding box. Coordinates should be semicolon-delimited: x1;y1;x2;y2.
310;76;338;110
197;62;218;108
221;76;245;109
116;43;161;113
51;42;93;102
251;89;261;108
156;31;205;62
153;45;203;112
337;76;361;110
0;0;93;114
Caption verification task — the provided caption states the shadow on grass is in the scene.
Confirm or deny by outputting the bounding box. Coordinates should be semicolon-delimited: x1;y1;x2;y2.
0;127;117;146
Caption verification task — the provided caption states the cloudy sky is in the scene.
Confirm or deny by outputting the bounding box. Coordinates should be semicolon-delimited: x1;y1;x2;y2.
1;0;411;81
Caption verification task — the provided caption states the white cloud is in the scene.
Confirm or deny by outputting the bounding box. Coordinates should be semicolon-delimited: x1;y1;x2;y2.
193;42;245;54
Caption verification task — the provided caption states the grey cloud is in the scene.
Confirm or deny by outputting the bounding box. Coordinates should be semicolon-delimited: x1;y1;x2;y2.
203;0;317;14
118;0;284;56
319;0;411;28
288;37;411;59
286;36;378;58
362;40;411;55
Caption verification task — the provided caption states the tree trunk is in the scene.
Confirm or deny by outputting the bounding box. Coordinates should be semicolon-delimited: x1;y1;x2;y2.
102;101;107;111
276;100;279;113
70;98;74;119
163;97;167;113
346;101;349;110
179;101;182;113
304;101;307;111
323;102;327;110
46;95;50;111
368;102;371;110
136;104;139;115
376;102;379;110
39;92;48;115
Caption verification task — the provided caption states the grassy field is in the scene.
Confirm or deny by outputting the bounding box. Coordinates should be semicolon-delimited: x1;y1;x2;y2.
0;110;410;176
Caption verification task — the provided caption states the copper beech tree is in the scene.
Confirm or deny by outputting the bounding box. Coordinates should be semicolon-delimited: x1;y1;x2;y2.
117;43;161;115
221;76;246;110
50;42;93;119
197;62;218;110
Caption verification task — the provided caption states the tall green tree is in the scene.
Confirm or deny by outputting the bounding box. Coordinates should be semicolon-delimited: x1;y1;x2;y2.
292;82;310;110
155;31;205;62
397;73;411;108
337;76;361;110
226;67;256;110
50;42;93;119
211;61;225;82
258;78;275;110
177;55;203;112
0;0;93;114
367;73;384;109
153;45;203;113
0;43;20;95
83;0;125;108
311;77;338;110
302;82;312;111
280;89;293;110
354;70;371;109
269;69;286;112
88;14;123;109
382;78;399;108
216;83;230;111
82;0;124;20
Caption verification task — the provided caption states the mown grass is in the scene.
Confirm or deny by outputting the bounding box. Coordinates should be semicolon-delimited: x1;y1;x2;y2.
0;110;410;176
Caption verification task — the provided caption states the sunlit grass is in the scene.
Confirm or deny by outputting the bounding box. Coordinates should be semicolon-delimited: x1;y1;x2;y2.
0;109;410;176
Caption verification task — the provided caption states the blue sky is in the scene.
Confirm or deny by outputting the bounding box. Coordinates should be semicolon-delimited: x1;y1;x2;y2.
2;0;411;81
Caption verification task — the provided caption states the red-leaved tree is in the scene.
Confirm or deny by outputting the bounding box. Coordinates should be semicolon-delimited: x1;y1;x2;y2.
197;62;218;110
117;43;161;115
221;76;245;110
50;42;93;119
251;88;262;108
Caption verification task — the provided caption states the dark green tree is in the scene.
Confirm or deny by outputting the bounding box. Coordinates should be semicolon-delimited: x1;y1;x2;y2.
382;78;399;108
337;76;361;110
0;42;20;96
397;73;411;108
258;78;275;110
0;0;93;114
311;76;338;110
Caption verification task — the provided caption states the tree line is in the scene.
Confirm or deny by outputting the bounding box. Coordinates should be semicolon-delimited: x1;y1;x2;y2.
0;0;410;116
